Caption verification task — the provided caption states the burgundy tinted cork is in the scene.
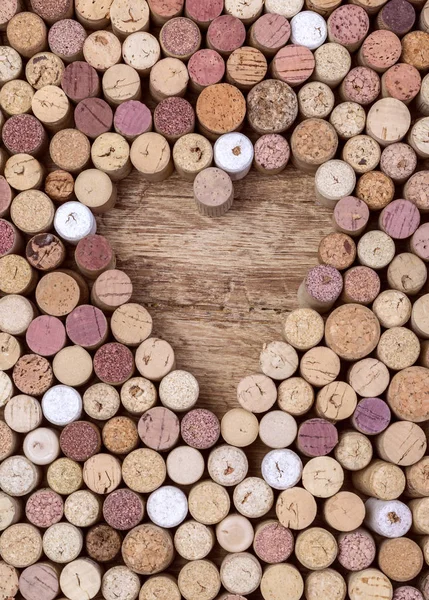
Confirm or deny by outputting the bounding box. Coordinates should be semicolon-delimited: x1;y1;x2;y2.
60;421;101;462
103;489;144;530
0;177;14;218
380;143;417;183
325;304;381;361
393;588;424;600
75;234;115;280
271;45;315;87
0;219;22;258
19;564;59;600
253;521;294;564
352;398;391;435
207;15;246;56
26;316;66;357
74;98;113;140
185;0;223;26
13;354;54;396
154;97;195;143
66;305;108;349
333;196;370;237
327;5;369;50
188;50;225;93
160;17;201;60
402;31;429;70
93;342;134;386
2;114;47;157
297;418;339;457
48;19;86;62
249;14;291;56
91;269;133;311
337;529;376;571
318;232;356;270
26;489;64;529
196;83;246;138
114;101;152;141
340;67;380;105
379;198;420;239
181;408;221;449
377;0;415;35
342;266;381;305
359;31;402;72
254;134;290;175
298;264;343;312
30;0;73;23
61;62;100;104
86;524;122;562
138;406;180;451
26;234;66;272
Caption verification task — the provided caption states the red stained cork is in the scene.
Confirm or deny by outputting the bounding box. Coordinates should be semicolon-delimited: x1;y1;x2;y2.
341;67;380;105
61;61;100;103
94;342;134;386
207;15;246;55
103;488;144;530
254;134;290;173
114;101;152;139
342;266;381;305
328;5;369;50
297;418;339;457
154;97;195;140
26;316;66;357
0;177;14;218
253;522;294;564
26;489;64;528
186;0;223;25
393;588;424;600
60;421;101;462
48;19;87;61
66;305;108;349
138;406;180;451
305;265;343;303
379;198;420;239
0;220;16;257
251;14;291;53
359;31;402;72
352;397;391;435
19;563;59;600
74;98;113;140
337;529;376;571
30;0;72;22
2;115;47;156
161;17;201;58
382;64;421;103
75;234;115;277
181;408;221;449
272;45;315;87
188;49;225;88
378;0;416;36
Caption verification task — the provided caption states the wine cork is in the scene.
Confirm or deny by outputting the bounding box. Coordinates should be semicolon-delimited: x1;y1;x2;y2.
387;253;427;295
359;30;402;73
411;224;429;263
52;346;93;387
221;408;258;448
417;73;429;114
237;373;277;413
147;485;188;528
7;12;47;58
167;446;205;485
5;395;42;435
83;453;122;495
0;176;14;218
83;383;120;421
260;564;303;600
10;190;54;236
291;118;338;174
208;445;248;487
50;129;90;174
407;456;429;497
226;46;267;91
275;486;316;530
102;416;138;454
253;520;294;563
295;527;338;569
298;81;335;120
261;448;302;490
178;561;221;600
189;480;230;524
410;498;429;534
402;31;429;70
206;15;246;57
5;154;44;192
114;101;152;141
23;427;60;465
357;231;395;270
43;522;83;563
0;254;37;295
259;410;297;449
290;11;327;50
305;570;346;600
297;265;343;312
327;4;369;50
0;492;21;530
337;529;376;571
173;133;213;180
0;332;21;371
193;167;234;217
312;44;351;89
138;406;180;451
83;31;122;72
382;63;421;105
249;14;290;57
130;132;172;182
356;171;394;211
122;32;160;76
388;366;429;422
135;338;175;381
404;171;429;212
353;459;406;499
86;524;121;563
158;369;198;412
196;83;245;139
102;566;141;600
75;234;115;279
234;477;274;519
366;98;411;147
0;421;18;460
283;308;324;352
220;553;261;596
225;0;263;23
379;538;423;583
0;46;21;87
409;118;429;158
253;134;290;175
342;135;382;174
377;326;420;370
330;103;366;142
349;570;393;600
315;160;356;208
2;114;48;157
91;269;133;311
412;295;429;340
373;290;411;329
103;488;144;531
46;458;82;496
297;417;338;456
352;396;391;435
365;497;412;537
112;304;153;348
0;455;40;497
25;52;65;92
42;385;82;426
102;64;141;106
74;0;113;28
380;143;417;184
122;448;166;493
122;523;174;575
324;491;366;531
376;421;426;467
214;133;253;181
0;80;34;116
335;430;373;470
13;353;54;396
300;346;341;386
316;381;357;421
32;86;72;133
341;266;381;305
187;50;225;93
174;520;214;560
154;97;195;144
302;456;344;498
271;44;315;88
60;421;101;462
0;0;21;30
44;171;74;204
159;17;201;61
249;84;296;140
325;304;381;361
48;19;86;63
35;271;81;316
30;0;73;22
61;61;100;103
60;559;102;600
0;523;42;568
340;69;380;111
394;588;424;600
0;294;35;336
94;342;135;386
110;0;149;37
378;0;415;34
121;377;157;416
149;57;189;103
75;99;113;140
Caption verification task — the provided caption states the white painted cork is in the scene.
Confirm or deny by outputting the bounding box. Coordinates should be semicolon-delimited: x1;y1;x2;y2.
233;477;274;518
167;446;205;485
261;449;303;490
42;385;83;426
147;485;188;528
291;11;327;49
43;522;83;563
365;498;412;538
265;0;304;18
54;201;96;245
208;445;249;487
159;369;199;412
315;160;357;208
214;133;254;181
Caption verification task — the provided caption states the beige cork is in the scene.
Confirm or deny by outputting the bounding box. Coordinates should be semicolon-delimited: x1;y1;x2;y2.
388;366;429;422
247;79;298;135
380;143;417;184
4;395;42;435
75;169;117;214
352;459;406;499
406;456;429;497
220;553;262;596
13;354;54;396
347;358;390;397
315;381;357;421
302;456;344;498
261;564;304;600
0;492;21;530
110;0;150;38
402;31;429;70
298;82;335;120
0;422;18;461
410;498;429;534
220;409;256;448
189;480;230;525
0;333;21;372
259;410;298;449
83;31;122;72
122;524;174;575
140;575;181;600
283;308;324;351
196;83;246;140
91;133;132;181
0;455;41;497
404;171;429;212
173;133;213;180
11;190;54;234
193;167;234;217
102;416;138;455
47;458;83;495
356;171;394;210
366;98;411;147
102;566;142;600
0;254;37;295
83;383;120;420
60;559;102;600
130;133;173;182
25;52;65;90
417;73;429;115
102;64;142;106
259;340;298;380
208;445;248;487
237;373;277;413
0;523;42;568
0;46;22;88
373;290;412;329
291;118;338;174
335;430;373;470
348;569;393;600
111;303;152;347
300;346;341;387
377;327;420;370
174;520;215;560
0;295;35;336
0;80;34;116
122;32;161;76
75;0;113;28
167;446;205;485
277;378;314;416
5;154;44;191
314;43;351;87
411;294;429;338
319;233;356;270
324;491;366;532
43;522;84;563
419;536;429;564
83;453;122;494
232;478;273;521
379;538;423;582
330;102;366;140
149;57;189;103
64;489;102;527
122;448;166;493
357;230;395;269
387;252;427;295
179;560;221;600
226;47;267;91
315;160;356;208
325;304;380;361
135;338;175;381
295;527;338;570
91;269;133;312
7;12;47;58
276;487;317;530
376;421;426;466
408;118;429;159
50;129;90;174
121;377;157;415
36;272;81;317
305;570;346;600
31;86;71;134
342;135;381;173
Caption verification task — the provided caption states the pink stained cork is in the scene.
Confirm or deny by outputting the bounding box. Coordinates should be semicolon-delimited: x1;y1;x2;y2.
379;198;420;239
411;224;429;261
138;406;180;451
30;0;72;22
304;264;343;304
61;61;100;103
272;45;315;87
207;15;246;55
380;143;417;183
25;489;64;528
254;134;290;174
19;563;59;600
251;14;291;54
74;98;113;140
66;305;108;349
25;316;66;358
297;418;339;457
382;64;421;103
185;0;223;25
333;196;370;237
60;421;101;462
48;19;87;62
378;0;416;36
188;49;225;89
337;529;376;571
160;17;201;59
342;266;381;305
103;488;144;530
359;31;402;72
352;398;391;435
341;67;380;105
154;97;195;141
253;522;294;564
2;114;47;157
0;177;14;218
75;234;115;278
393;587;424;600
0;219;17;257
114;101;152;140
181;408;221;449
327;5;369;50
93;342;135;386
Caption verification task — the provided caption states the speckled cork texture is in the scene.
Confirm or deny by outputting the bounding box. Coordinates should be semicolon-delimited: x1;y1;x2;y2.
196;83;246;137
291;118;338;171
341;67;380;105
122;524;174;575
325;304;381;361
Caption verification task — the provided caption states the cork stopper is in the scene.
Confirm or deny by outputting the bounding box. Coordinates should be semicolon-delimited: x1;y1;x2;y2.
341;67;381;106
42;385;83;425
147;485;188;528
342;135;381;174
35;271;81;317
337;529;376;572
373;290;411;329
316;381;357;421
207;15;246;56
291;118;338;173
5;394;42;434
0;254;37;296
0;332;21;372
330;102;366;140
173;133;213;180
61;62;100;104
74;99;113;140
226;47;267;91
217;515;254;554
253;520;294;563
327;4;369;50
376;421;426;467
366;98;411;147
102;64;141;106
84;383;120;421
353;459;406;499
138;406;180;452
102;416;138;454
325;304;381;361
379;538;423;583
83;30;121;72
249;14;290;56
0;523;42;567
387;366;429;422
167;446;205;485
0;294;35;336
189;480;230;524
314;43;351;88
377;327;420;370
102;566;141;600
295;527;338;570
64;490;101;527
48;19;86;63
382;63;421;105
120;377;157;416
335;430;373;470
0;177;14;218
60;559;102;600
179;560;221;600
297;417;338;456
214;133;253;181
60;421;101;462
193;167;234;217
0;46;22;87
220;553;261;596
409;498;429;534
196;83;246;139
234;477;274;519
324;491;366;531
7;12;47;58
160;17;201;60
50;129;91;174
302;456;344;497
387;253;427;295
305;570;347;600
122;448;166;493
5;154;44;192
47;457;83;495
130;133;173;182
341;266;380;305
409;118;429;159
208;445;248;487
13;354;54;396
319;232;356;270
380;143;417;185
290;11;327;49
114;101;153;141
298;265;343;312
122;32;161;76
25;489;63;529
83;453;122;495
259;410;297;449
401;31;429;70
103;488;144;531
315;160;356;208
149;57;189;103
94;342;135;386
43;522;83;563
92;269;133;312
11;190;54;235
254;134;290;175
261;448;302;490
359;30;402;72
154;97;195;144
271;44;315;87
300;346;341;387
174;520;215;560
32;86;72;133
25;52;64;91
237;373;277;413
417;73;429;115
110;0;150;37
86;524;122;563
44;171;74;204
357;230;395;270
66;305;108;350
91;133;132;181
122;524;174;575
0;421;18;460
0;80;34;117
0;491;21;529
352;395;390;435
348;569;393;600
23;427;60;465
260;564;304;600
283;308;324;351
